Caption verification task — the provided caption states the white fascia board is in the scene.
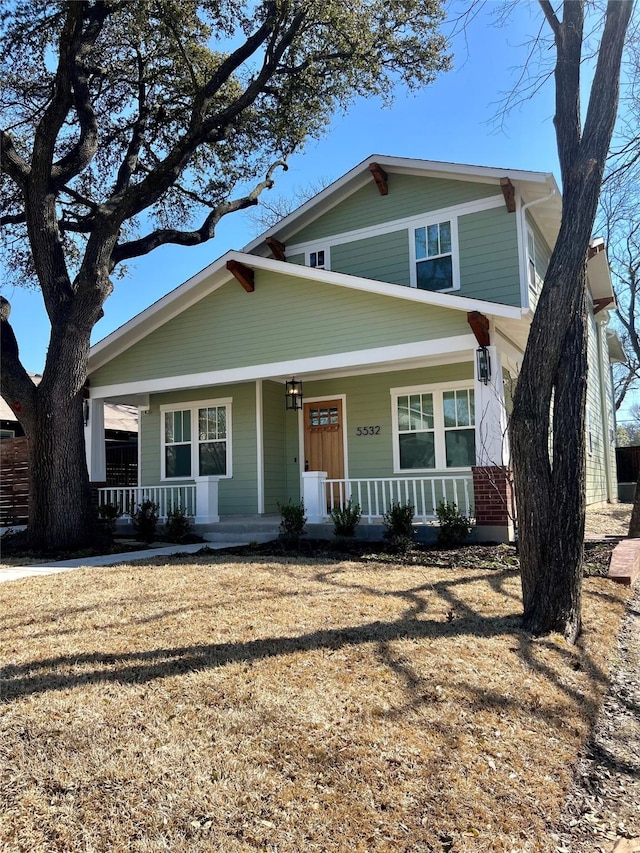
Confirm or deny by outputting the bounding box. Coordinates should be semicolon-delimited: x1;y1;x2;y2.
244;154;556;253
241;253;524;320
89;250;524;371
587;243;614;300
90;334;478;400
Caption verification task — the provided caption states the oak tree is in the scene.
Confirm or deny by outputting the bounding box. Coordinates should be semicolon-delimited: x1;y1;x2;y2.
0;0;450;551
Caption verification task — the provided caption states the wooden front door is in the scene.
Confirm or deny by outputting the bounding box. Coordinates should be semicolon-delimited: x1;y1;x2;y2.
304;400;345;487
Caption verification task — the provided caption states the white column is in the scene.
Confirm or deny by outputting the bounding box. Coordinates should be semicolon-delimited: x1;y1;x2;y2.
84;399;106;481
474;346;509;467
195;477;220;524
302;471;327;523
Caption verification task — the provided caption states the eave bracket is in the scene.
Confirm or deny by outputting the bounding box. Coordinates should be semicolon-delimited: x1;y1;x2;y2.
500;177;516;213
369;162;389;196
467;311;491;347
226;259;255;292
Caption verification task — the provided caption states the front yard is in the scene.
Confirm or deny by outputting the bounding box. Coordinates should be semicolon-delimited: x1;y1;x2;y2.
0;550;632;852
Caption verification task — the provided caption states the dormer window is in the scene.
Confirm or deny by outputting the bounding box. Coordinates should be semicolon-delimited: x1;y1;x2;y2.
308;248;326;269
413;220;457;292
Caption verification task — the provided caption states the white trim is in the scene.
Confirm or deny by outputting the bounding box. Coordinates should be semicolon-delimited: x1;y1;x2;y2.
91;335;480;400
243;154;557;253
88;250;524;372
390;380;476;474
408;216;460;292
256;380;264;515
515;192;529;312
298;394;349;495
285;195;503;259
160;397;233;481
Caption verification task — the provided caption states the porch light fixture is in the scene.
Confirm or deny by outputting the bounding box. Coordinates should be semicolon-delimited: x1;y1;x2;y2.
83;399;90;426
476;346;491;385
285;377;303;410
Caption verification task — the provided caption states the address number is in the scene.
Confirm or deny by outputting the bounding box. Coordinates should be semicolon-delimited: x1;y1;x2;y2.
356;426;381;436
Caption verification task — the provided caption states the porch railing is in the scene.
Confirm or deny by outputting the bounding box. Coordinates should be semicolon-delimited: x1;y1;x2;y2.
97;485;197;520
311;474;474;524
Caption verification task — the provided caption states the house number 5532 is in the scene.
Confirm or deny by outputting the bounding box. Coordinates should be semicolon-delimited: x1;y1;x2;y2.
355;426;381;436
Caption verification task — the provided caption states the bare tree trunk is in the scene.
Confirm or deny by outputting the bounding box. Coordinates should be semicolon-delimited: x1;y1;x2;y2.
510;0;633;642
629;474;640;538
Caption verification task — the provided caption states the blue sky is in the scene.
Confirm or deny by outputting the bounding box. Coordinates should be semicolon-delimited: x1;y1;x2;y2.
2;2;637;419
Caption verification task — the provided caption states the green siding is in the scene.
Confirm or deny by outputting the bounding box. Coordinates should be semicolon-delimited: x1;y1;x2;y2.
330;229;410;287
302;363;474;481
288;174;500;245
287;253;305;265
90;271;470;387
458;206;521;306
262;380;288;513
585;313;612;505
527;213;552;312
140;382;258;516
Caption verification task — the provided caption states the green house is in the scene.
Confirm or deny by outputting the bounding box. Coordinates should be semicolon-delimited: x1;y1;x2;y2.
86;156;621;541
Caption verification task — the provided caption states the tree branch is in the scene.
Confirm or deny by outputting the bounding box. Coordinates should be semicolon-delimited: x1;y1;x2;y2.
0;130;31;185
111;161;287;265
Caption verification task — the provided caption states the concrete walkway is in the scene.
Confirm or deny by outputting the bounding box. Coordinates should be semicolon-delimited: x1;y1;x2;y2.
0;540;250;584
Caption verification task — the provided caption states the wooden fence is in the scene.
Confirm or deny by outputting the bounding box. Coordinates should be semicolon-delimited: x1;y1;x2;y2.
0;438;138;525
0;437;29;526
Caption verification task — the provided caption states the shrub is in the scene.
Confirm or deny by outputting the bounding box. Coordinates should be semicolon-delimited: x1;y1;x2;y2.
330;499;362;538
97;502;122;535
164;506;194;543
382;501;415;554
130;499;159;543
278;500;307;542
436;500;473;547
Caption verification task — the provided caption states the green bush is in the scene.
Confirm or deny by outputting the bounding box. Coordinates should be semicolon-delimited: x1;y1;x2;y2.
97;502;122;535
131;499;159;543
436;500;473;547
278;500;307;542
382;501;415;554
330;499;362;538
164;506;194;543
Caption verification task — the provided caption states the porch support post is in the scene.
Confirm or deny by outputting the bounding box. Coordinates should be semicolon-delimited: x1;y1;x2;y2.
84;399;106;482
473;346;514;542
195;477;220;524
303;471;327;523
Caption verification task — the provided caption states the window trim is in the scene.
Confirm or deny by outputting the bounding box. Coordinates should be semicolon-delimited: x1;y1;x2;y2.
409;216;460;292
306;245;329;270
390;382;475;473
527;225;543;294
160;397;233;481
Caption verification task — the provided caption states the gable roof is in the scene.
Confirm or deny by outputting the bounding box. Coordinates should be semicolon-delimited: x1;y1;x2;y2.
244;154;563;256
88;250;524;373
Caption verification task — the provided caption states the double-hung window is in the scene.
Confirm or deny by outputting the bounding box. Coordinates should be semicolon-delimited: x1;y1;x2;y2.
392;385;475;471
414;220;455;291
162;399;231;479
308;248;327;269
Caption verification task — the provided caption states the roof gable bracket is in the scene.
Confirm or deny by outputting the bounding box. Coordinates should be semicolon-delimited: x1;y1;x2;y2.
467;311;491;346
369;162;389;196
593;296;614;315
226;259;255;292
500;177;516;213
265;237;286;261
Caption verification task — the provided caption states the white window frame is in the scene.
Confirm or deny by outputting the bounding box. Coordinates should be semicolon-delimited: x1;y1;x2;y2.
306;246;329;270
391;381;475;473
0;428;16;439
527;225;543;294
409;216;460;292
160;397;233;481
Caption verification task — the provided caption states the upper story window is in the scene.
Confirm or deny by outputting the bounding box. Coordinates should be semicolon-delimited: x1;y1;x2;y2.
308;248;327;269
527;226;543;293
162;399;232;479
413;219;458;292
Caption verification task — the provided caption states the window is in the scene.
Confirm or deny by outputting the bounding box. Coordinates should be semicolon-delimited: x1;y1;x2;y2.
396;393;435;469
0;429;16;440
414;220;454;291
308;248;326;269
392;385;475;471
443;389;475;468
527;227;543;293
162;399;231;479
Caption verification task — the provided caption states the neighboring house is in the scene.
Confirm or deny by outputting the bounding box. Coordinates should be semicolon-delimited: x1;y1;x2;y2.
85;155;622;541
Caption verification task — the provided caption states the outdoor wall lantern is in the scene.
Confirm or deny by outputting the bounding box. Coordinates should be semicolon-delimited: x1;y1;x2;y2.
82;384;90;426
285;377;303;410
476;346;492;385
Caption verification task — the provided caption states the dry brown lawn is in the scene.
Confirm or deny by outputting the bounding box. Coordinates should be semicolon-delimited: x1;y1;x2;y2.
0;554;632;852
